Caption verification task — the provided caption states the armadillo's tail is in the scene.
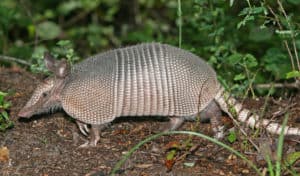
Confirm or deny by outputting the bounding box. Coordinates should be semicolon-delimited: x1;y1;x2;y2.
214;87;300;136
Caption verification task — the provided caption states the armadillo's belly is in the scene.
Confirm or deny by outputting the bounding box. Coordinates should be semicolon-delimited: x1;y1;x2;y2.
113;43;220;118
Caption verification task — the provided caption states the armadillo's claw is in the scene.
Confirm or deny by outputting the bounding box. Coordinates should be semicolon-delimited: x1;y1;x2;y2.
84;124;90;133
78;124;101;148
78;141;92;148
213;125;225;139
76;120;89;136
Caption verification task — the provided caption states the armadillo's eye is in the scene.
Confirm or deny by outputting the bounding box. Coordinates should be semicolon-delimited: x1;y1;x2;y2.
42;92;48;97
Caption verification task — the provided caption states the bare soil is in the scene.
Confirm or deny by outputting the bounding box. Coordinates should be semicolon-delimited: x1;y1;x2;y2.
0;66;300;176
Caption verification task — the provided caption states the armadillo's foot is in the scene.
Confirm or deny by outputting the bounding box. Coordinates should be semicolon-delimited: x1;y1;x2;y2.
213;125;225;139
164;117;185;132
78;125;101;148
76;120;90;136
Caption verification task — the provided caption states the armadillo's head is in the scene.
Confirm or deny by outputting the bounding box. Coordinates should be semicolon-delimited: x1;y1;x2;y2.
18;52;69;118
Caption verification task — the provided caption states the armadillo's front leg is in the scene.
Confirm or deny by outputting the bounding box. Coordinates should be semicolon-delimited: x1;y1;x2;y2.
79;124;101;148
76;120;90;136
89;124;101;146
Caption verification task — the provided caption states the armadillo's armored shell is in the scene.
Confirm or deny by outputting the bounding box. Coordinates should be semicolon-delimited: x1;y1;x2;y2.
61;43;221;125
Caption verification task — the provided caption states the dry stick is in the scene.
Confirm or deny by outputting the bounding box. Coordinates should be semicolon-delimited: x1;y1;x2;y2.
271;103;296;119
267;6;296;71
277;0;300;71
255;81;300;89
0;55;31;66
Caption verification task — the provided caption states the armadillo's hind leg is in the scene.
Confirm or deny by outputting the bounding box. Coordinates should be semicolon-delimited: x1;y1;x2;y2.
79;124;101;148
201;100;225;139
164;117;185;131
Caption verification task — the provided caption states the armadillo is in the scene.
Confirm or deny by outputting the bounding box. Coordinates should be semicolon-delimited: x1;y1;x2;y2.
18;43;300;147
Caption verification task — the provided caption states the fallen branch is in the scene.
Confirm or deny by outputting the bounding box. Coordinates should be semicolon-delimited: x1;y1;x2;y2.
255;81;300;89
0;55;31;66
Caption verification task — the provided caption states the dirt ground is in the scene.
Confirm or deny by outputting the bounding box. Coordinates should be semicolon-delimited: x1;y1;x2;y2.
0;66;300;176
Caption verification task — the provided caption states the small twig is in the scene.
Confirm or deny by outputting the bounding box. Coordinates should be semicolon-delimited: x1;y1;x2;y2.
0;55;31;66
271;103;296;119
255;81;300;89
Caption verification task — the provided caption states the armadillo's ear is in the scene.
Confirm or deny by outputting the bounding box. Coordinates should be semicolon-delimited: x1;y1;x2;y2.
44;52;57;72
56;59;69;78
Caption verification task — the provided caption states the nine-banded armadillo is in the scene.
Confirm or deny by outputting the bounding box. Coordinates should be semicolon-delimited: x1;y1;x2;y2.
18;43;300;147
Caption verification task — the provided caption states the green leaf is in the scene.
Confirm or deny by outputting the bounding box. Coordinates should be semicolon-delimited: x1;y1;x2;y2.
0;91;8;106
227;131;237;143
285;151;300;166
166;149;177;160
2;102;11;109
237;15;254;29
0;91;8;97
228;53;243;65
0;120;14;131
238;7;250;16
287;0;300;5
27;24;35;38
234;74;246;81
57;40;72;47
1;111;8;120
251;7;265;14
286;70;300;79
244;54;258;68
275;30;293;39
36;21;61;40
58;1;81;15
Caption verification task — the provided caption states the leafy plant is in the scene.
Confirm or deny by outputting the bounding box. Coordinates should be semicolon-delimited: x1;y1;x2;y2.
0;91;13;132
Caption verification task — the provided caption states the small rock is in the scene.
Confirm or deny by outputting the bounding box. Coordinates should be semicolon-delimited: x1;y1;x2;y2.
242;169;250;174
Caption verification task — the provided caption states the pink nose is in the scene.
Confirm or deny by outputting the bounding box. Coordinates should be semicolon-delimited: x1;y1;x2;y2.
18;109;31;118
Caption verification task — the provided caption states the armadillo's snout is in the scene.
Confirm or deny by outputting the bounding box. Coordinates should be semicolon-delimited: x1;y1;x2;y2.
18;108;33;118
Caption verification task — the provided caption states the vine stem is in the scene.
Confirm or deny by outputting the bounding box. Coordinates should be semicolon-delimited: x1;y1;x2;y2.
177;0;182;48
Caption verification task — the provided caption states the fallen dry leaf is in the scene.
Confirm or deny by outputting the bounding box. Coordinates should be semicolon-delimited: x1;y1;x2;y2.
0;146;9;162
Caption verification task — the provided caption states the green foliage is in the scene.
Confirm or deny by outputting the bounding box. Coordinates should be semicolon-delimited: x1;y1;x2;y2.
0;91;13;132
183;0;299;95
